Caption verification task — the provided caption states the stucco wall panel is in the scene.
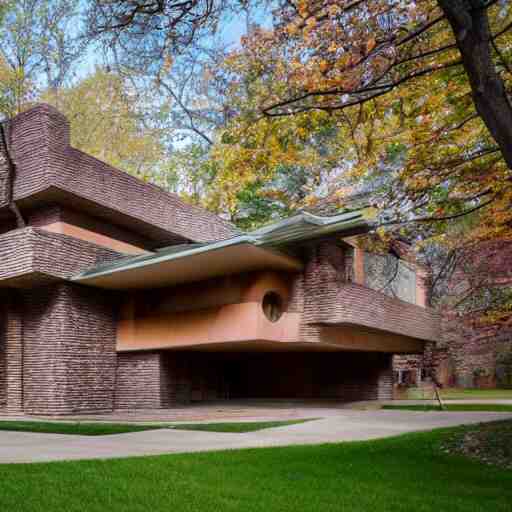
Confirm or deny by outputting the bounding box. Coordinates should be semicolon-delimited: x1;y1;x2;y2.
41;222;147;255
117;271;301;351
117;302;301;351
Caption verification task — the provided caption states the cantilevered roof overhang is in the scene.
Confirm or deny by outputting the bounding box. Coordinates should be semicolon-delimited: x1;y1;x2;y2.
72;209;371;290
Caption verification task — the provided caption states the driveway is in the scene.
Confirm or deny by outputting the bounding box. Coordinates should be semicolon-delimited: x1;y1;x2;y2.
1;409;511;464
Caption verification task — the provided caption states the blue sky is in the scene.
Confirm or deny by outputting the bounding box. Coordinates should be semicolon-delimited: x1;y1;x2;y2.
77;3;272;80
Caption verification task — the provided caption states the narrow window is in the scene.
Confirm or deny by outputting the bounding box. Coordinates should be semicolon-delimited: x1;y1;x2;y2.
262;292;284;322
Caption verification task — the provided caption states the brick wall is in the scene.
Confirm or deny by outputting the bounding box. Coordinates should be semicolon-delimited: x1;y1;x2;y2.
21;283;118;415
0;126;9;206
299;242;438;343
2;104;236;244
0;227;122;288
115;352;212;408
0;295;7;408
114;352;164;409
0;290;25;413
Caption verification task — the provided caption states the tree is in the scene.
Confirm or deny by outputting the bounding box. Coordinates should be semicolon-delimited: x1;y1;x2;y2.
88;0;225;64
253;2;512;165
0;0;86;117
86;1;512;167
204;0;511;324
87;0;265;148
43;68;167;179
160;142;218;202
85;1;512;235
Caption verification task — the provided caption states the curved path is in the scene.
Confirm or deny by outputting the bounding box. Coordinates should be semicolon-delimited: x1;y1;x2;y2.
1;409;511;464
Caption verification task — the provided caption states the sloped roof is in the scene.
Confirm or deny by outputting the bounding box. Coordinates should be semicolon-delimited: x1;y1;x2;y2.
72;209;370;289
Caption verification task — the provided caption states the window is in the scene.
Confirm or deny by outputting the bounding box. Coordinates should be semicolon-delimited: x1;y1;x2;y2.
262;292;284;322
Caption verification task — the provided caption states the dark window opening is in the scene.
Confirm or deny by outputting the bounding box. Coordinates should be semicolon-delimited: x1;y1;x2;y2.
262;292;284;322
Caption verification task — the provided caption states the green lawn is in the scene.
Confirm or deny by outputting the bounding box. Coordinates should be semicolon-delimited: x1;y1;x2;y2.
400;388;512;400
170;419;316;433
0;419;315;436
383;404;512;412
0;421;167;436
1;425;511;512
441;388;512;400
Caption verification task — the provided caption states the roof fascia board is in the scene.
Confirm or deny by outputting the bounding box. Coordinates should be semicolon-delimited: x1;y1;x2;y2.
72;209;371;283
72;235;256;282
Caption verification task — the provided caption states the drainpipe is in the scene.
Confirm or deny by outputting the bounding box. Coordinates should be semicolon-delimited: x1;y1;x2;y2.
0;121;25;228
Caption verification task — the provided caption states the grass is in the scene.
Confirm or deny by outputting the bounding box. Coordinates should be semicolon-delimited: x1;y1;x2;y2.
441;388;512;400
0;421;168;436
1;424;511;512
383;404;512;413
0;419;315;436
399;387;512;400
170;419;316;433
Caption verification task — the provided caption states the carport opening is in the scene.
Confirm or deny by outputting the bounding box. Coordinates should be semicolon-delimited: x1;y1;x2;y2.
162;352;392;403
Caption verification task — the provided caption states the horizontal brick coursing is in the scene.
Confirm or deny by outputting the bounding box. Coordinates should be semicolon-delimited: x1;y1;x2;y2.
114;352;164;409
115;352;199;409
0;227;122;288
314;283;439;341
0;130;9;206
300;243;439;343
1;291;27;414
21;283;117;415
0;296;7;408
2;104;236;244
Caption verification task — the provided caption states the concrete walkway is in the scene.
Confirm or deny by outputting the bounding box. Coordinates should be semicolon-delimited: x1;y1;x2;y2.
1;409;511;464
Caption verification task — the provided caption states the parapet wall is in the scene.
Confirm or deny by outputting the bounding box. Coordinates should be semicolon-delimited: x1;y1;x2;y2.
1;104;236;244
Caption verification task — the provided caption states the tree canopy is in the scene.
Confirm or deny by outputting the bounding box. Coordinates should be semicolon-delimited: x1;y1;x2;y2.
43;68;167;179
0;0;511;321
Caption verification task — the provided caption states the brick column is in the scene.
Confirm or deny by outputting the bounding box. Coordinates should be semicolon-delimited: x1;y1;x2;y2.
377;354;394;400
4;293;24;414
115;352;164;409
353;247;366;285
22;283;117;415
115;351;193;409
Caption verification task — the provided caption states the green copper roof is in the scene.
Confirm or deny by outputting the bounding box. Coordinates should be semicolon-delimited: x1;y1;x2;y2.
72;208;370;284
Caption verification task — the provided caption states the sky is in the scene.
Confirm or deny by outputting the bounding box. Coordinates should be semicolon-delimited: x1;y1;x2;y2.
77;3;273;80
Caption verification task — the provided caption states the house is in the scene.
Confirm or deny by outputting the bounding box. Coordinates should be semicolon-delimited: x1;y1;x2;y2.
0;105;439;415
395;240;512;390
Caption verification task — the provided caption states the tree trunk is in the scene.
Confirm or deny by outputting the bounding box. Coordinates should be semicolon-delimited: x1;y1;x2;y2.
0;122;25;228
438;0;512;168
